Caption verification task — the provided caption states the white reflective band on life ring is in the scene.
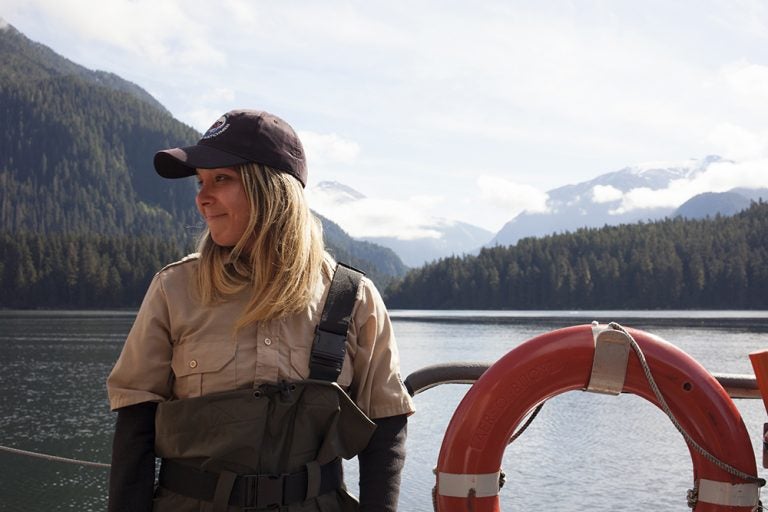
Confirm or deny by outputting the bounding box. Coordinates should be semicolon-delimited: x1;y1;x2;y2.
437;471;501;498
697;479;759;507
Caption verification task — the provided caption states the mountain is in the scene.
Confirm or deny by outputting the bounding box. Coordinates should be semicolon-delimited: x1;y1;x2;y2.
363;219;493;267
675;191;756;219
0;21;167;114
491;155;726;247
732;187;768;202
310;181;494;267
1;22;201;241
0;22;405;306
317;213;408;288
313;180;366;203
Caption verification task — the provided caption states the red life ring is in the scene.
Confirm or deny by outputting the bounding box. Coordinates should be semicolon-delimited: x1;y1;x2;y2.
435;324;759;511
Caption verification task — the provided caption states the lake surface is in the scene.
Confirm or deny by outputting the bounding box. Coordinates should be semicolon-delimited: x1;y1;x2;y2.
1;309;767;511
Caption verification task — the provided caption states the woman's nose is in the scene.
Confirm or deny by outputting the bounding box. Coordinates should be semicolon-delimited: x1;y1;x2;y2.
196;184;213;206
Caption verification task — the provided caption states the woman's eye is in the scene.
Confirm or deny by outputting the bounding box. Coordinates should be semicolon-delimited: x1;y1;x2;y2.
196;180;203;189
214;174;229;182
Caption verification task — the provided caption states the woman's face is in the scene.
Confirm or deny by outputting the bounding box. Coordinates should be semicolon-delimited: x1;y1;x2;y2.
195;167;251;247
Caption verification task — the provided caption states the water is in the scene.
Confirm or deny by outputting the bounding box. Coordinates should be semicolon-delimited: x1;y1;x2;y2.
1;310;768;511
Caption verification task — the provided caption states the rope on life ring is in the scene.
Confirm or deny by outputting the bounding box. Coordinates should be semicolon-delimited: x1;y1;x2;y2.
434;323;763;512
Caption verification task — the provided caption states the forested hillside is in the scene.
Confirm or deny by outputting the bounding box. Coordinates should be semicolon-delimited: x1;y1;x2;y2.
0;23;406;308
319;213;408;287
0;24;200;241
0;24;201;308
385;202;768;309
0;233;183;308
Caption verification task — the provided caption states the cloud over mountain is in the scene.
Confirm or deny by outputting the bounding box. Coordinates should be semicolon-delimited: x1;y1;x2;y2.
307;181;493;266
491;155;767;246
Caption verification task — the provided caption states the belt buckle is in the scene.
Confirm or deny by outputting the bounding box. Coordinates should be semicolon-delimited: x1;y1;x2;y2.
256;473;285;509
240;473;259;510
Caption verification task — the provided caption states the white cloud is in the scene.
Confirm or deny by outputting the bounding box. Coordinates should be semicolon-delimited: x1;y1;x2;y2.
408;194;445;209
0;17;9;30
476;175;550;217
722;61;768;103
591;184;623;203
709;3;768;41
5;0;768;234
633;159;701;172
306;190;443;240
182;91;238;132
199;88;237;104
706;123;768;160
8;0;225;68
299;131;361;166
693;159;768;190
610;158;768;214
184;109;224;134
610;186;681;213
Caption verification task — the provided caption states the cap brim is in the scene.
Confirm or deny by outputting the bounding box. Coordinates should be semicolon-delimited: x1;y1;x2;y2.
153;145;251;179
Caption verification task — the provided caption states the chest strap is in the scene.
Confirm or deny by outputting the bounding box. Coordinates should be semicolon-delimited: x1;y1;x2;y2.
309;263;364;382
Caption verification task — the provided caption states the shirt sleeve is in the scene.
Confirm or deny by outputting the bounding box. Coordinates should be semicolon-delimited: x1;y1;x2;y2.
347;278;416;419
107;273;174;410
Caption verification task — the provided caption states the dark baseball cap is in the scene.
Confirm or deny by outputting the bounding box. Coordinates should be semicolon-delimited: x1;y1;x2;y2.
153;109;307;187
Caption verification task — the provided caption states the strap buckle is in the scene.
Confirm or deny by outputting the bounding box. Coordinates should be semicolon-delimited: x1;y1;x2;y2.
241;473;287;509
587;326;631;395
309;328;346;380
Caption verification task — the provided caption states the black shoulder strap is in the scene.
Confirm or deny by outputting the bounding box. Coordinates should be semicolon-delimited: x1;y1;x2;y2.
309;263;365;382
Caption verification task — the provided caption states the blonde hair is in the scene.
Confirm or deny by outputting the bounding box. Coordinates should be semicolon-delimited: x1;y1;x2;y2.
195;163;325;327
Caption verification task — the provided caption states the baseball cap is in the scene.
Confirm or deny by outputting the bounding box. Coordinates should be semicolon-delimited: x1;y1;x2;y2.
153;109;307;187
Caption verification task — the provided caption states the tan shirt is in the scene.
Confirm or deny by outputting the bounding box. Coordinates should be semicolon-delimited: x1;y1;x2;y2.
107;254;415;419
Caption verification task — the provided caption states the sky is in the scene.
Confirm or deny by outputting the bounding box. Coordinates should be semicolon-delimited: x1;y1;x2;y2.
3;0;768;236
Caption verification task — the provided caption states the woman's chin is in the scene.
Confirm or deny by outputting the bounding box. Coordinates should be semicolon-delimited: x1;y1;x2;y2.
210;234;237;247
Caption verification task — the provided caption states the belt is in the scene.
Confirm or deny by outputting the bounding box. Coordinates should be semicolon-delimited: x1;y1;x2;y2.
159;457;343;509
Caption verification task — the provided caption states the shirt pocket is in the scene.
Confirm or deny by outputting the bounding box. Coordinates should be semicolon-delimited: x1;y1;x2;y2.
287;340;311;380
171;336;236;398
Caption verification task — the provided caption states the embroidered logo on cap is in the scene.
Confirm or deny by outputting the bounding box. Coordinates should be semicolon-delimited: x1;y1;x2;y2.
201;115;230;140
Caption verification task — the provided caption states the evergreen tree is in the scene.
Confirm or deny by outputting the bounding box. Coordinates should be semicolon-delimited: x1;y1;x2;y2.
385;203;768;310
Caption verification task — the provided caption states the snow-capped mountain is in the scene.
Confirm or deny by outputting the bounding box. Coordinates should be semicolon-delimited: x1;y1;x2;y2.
310;156;765;264
308;181;493;267
312;180;366;204
489;155;760;246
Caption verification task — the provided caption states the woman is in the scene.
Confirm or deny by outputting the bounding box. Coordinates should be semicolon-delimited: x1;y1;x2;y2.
107;109;415;512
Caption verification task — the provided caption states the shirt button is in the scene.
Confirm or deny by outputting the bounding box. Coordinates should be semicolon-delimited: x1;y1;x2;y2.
264;338;272;346
189;360;198;368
